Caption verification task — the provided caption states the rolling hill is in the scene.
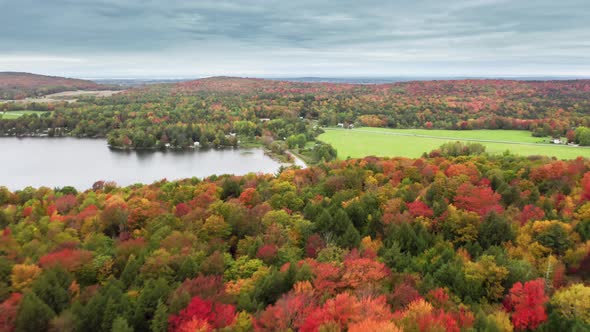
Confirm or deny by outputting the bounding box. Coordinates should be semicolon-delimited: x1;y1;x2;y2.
0;72;110;100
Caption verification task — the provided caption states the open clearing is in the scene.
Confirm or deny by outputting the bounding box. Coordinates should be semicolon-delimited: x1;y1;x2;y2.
1;90;123;103
0;110;50;119
317;127;590;160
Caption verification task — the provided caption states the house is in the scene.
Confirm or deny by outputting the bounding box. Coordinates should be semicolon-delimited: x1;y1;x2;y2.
552;138;563;144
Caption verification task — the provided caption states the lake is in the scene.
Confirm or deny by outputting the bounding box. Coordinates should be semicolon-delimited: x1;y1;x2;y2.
0;137;285;190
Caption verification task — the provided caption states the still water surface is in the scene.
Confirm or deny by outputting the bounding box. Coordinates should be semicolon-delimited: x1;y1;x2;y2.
1;137;283;190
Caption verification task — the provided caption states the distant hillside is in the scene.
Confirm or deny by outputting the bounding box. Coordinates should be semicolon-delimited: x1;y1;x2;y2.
0;72;110;100
172;76;357;95
170;76;590;97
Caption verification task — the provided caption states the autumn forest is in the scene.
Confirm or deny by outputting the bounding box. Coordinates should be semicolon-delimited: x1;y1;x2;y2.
1;74;590;331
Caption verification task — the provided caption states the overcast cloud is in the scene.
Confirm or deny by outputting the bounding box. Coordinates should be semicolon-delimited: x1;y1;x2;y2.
0;0;589;78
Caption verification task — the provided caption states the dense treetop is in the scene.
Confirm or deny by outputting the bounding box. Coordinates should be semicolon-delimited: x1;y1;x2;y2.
1;149;590;331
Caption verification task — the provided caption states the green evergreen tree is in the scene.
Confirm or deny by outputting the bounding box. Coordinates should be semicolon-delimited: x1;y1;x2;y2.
479;212;515;249
150;300;168;332
314;209;334;236
111;316;133;332
120;254;142;288
339;222;361;249
132;278;171;331
31;267;72;314
15;292;56;332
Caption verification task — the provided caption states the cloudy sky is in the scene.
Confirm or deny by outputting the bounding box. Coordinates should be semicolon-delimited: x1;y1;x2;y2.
0;0;589;78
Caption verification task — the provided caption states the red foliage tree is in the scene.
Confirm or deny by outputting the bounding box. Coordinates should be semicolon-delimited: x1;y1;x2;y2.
46;204;57;217
581;172;590;202
530;161;571;183
305;234;325;258
427;288;450;308
407;200;434;218
256;244;278;263
566;129;576;143
55;194;77;214
341;255;389;290
503;279;548;331
0;293;22;332
76;204;99;220
445;164;479;183
238;187;260;208
389;282;421;310
310;261;344;296
175;202;190;217
169;275;226;305
454;183;503;216
416;311;461;332
255;292;317;331
190;183;219;209
300;293;392;332
38;248;93;271
22;206;32;218
519;204;545;225
168;296;236;331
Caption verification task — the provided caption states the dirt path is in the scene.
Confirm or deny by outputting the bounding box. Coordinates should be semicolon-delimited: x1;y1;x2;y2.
286;150;308;168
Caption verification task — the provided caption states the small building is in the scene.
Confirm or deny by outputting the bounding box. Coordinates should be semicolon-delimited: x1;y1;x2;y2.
337;123;344;128
552;138;563;144
260;118;271;122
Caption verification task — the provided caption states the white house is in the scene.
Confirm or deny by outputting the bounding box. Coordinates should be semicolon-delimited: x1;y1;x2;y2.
552;138;563;144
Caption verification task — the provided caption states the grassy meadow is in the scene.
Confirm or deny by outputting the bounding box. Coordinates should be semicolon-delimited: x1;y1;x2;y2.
0;110;49;119
317;127;590;160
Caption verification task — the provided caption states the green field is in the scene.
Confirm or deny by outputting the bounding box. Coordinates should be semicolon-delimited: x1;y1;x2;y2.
0;110;49;119
317;127;590;160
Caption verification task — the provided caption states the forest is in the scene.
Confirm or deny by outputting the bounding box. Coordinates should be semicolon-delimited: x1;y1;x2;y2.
1;145;590;331
3;78;590;155
0;73;111;100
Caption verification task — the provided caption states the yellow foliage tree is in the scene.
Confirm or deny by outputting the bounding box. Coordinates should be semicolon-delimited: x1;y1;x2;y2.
487;309;514;332
464;255;509;301
551;284;590;324
11;263;42;291
200;215;231;240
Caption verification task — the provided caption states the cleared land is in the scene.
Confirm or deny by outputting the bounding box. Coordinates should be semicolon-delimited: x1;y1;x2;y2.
0;111;49;119
317;127;590;160
0;90;122;103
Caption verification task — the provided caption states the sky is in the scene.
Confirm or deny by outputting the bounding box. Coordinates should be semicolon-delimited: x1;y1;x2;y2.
0;0;589;79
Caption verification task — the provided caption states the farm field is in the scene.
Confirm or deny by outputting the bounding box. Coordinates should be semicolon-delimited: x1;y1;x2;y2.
317;127;590;160
0;110;49;119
